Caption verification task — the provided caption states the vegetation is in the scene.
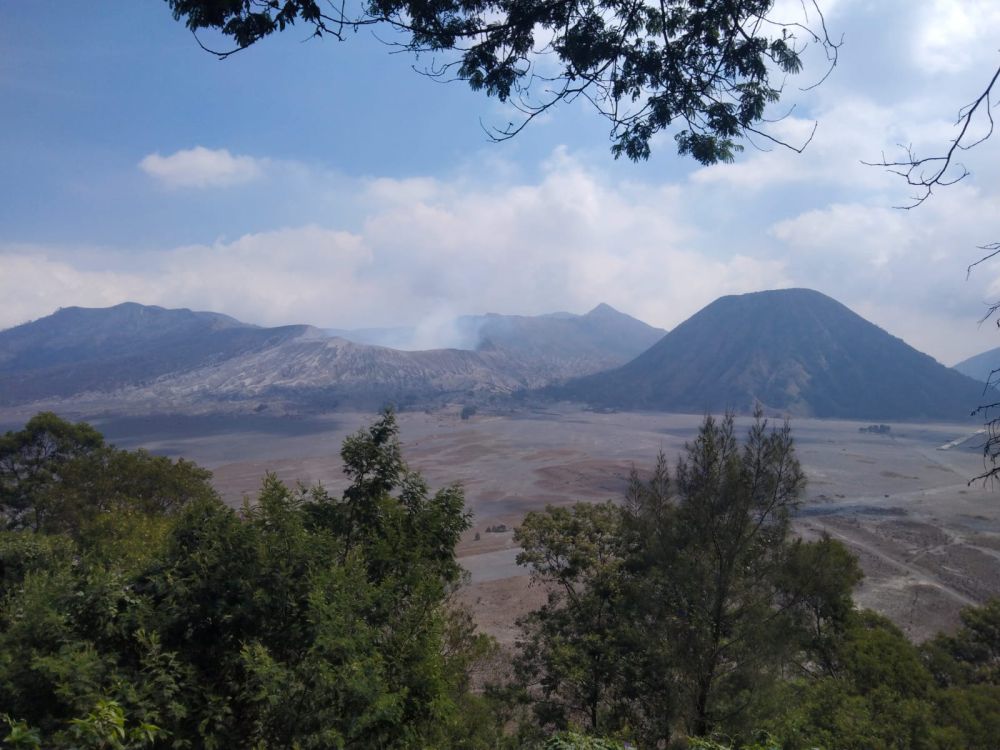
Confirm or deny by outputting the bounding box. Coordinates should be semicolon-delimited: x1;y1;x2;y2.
2;410;999;748
510;411;1000;748
0;411;494;748
0;412;215;533
165;0;837;163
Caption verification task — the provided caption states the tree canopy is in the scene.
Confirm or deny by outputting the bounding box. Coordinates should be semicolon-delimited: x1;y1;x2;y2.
508;413;1000;748
4;411;1000;748
0;413;215;534
165;0;838;163
0;410;495;748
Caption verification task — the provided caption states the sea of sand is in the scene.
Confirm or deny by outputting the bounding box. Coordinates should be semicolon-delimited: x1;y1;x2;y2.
4;404;998;644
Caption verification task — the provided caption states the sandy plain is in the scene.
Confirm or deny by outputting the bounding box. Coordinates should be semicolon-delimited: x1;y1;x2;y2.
7;404;999;645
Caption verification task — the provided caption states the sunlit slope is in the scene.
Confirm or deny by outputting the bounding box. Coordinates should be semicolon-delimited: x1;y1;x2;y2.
0;302;667;410
0;303;312;405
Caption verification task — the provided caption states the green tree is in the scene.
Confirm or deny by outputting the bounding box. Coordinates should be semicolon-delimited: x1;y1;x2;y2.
0;410;491;749
0;413;216;535
510;412;862;747
627;410;806;740
542;731;626;749
0;412;105;530
926;598;1000;686
768;612;938;750
514;501;630;734
777;533;863;677
165;0;837;163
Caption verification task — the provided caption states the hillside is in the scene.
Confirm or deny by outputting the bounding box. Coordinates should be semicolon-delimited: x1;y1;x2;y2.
953;346;1000;384
0;303;314;405
107;336;532;411
0;302;664;412
460;303;666;374
554;289;990;421
329;304;666;377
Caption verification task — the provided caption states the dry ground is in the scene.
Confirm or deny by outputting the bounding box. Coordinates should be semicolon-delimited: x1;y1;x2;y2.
8;404;999;644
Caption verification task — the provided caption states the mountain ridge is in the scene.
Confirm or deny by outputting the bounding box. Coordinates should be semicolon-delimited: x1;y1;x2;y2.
0;302;664;411
3;294;988;421
953;346;1000;384
0;304;315;405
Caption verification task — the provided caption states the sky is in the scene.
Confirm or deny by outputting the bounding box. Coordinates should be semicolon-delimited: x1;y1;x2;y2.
3;0;1000;365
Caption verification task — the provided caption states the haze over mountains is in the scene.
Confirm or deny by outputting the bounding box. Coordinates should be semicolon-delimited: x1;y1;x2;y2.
0;304;313;406
328;303;666;370
0;290;989;421
0;302;662;411
953;347;1000;385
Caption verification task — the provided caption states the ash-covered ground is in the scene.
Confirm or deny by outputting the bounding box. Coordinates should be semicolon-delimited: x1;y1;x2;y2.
8;405;996;644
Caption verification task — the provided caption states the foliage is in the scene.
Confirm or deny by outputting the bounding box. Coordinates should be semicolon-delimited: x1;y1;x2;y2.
653;410;806;738
768;611;937;750
512;411;858;746
0;409;496;748
514;501;630;733
66;699;162;750
508;412;1000;749
0;412;105;531
926;597;1000;686
758;600;1000;750
5;407;1000;747
542;730;625;749
165;0;837;163
4;699;162;749
687;733;780;750
778;534;864;677
0;413;216;533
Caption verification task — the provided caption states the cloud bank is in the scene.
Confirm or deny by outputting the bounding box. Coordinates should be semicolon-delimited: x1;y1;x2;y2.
139;146;264;188
5;138;1000;366
7;0;1000;367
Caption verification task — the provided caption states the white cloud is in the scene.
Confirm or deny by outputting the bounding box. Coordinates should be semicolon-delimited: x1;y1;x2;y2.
11;0;1000;384
388;154;783;329
0;254;155;328
139;146;264;188
7;127;1000;365
766;185;1000;363
912;0;1000;75
353;149;787;331
0;152;789;344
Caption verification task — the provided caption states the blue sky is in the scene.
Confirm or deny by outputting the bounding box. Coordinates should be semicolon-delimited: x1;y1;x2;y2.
4;0;1000;364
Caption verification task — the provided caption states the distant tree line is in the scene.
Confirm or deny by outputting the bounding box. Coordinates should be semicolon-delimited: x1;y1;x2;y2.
858;424;891;434
1;411;998;748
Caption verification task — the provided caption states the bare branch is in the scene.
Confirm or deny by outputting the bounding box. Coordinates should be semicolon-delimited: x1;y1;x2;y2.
967;242;1000;279
745;120;817;154
865;62;1000;208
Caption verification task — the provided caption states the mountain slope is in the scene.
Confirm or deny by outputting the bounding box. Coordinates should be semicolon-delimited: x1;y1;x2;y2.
112;337;531;410
0;302;665;411
953;347;1000;384
0;303;314;405
556;289;989;420
328;304;666;377
463;303;666;368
